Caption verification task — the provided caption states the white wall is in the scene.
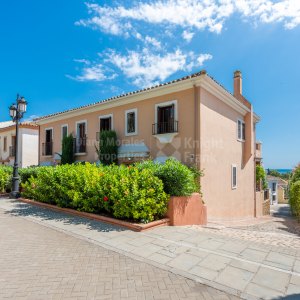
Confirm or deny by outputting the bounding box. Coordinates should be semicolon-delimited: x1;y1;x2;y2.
268;180;278;205
20;128;39;167
0;129;15;165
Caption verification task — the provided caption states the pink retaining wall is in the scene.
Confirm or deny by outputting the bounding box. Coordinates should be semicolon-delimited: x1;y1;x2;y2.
167;193;207;226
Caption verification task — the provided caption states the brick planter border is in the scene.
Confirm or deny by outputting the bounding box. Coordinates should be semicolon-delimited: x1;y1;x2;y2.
0;193;10;197
18;198;170;232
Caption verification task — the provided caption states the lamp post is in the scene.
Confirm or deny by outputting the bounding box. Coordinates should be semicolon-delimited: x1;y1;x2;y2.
9;94;27;198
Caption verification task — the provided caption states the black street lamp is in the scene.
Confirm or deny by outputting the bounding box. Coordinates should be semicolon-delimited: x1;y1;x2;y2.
9;94;27;198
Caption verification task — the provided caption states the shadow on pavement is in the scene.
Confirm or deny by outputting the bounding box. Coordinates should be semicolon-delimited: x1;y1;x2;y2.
271;204;300;237
274;294;300;300
4;200;125;233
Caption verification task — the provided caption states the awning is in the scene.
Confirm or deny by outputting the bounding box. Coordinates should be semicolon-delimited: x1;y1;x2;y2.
118;143;150;158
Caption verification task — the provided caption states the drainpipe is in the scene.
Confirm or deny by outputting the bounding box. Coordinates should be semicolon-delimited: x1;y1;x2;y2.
193;84;200;170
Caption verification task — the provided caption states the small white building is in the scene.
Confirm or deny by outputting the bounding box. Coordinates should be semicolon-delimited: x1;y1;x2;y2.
267;175;279;205
0;121;39;168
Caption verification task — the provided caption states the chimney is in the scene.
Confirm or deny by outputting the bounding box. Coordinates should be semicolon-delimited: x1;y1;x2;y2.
234;70;242;97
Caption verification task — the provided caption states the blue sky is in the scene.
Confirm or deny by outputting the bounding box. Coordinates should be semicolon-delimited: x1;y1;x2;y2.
0;0;299;168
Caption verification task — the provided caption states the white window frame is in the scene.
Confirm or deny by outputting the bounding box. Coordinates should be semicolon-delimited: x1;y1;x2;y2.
99;114;114;131
3;136;7;152
125;108;138;136
75;120;87;138
154;100;178;126
45;127;54;140
231;164;237;189
61;124;68;140
237;119;245;142
44;127;54;157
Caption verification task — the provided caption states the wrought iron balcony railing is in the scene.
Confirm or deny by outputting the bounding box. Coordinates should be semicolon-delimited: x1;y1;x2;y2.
42;142;53;156
152;121;178;135
74;136;87;154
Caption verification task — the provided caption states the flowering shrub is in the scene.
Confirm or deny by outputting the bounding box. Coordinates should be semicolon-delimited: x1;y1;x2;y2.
0;166;12;192
21;163;168;222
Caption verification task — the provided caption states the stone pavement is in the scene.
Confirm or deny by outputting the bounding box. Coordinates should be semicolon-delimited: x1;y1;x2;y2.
1;198;300;299
0;202;237;300
193;204;300;250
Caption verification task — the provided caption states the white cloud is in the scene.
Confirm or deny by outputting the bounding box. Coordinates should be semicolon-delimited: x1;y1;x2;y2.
67;64;117;82
236;0;300;29
74;59;91;65
105;48;212;87
145;36;161;49
182;30;194;42
197;53;213;65
78;1;300;36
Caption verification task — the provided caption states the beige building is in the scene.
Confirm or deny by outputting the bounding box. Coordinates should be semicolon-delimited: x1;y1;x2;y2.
35;70;261;220
0;121;39;168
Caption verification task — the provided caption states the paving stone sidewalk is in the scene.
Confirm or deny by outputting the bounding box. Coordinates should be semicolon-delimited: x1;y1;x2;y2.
1;197;300;299
0;202;237;300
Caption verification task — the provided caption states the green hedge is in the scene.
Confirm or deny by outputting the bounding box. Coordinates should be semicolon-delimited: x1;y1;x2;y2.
2;159;202;222
290;180;300;221
21;163;168;222
136;158;202;196
0;166;12;192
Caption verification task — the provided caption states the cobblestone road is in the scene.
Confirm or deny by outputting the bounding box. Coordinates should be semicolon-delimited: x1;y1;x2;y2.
0;207;237;300
193;204;300;250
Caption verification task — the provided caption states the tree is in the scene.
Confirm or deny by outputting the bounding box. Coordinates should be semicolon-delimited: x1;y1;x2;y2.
291;164;300;184
96;130;118;165
60;134;75;165
256;165;267;190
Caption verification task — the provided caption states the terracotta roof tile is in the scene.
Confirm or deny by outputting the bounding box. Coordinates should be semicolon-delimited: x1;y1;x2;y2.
35;70;251;121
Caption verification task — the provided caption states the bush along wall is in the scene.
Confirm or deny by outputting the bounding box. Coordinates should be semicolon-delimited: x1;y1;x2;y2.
136;158;202;196
2;158;202;223
21;163;169;223
289;165;300;220
0;166;12;193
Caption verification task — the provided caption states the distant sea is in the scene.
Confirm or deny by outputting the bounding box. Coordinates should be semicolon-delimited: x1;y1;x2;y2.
275;169;293;174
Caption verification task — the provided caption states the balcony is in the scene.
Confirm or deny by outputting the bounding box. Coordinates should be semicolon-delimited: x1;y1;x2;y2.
74;136;87;154
9;146;16;157
42;142;53;156
152;121;178;144
152;121;178;135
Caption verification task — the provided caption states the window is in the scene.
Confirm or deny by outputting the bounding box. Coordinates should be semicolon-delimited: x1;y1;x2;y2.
232;164;237;189
237;119;245;141
154;100;178;135
10;136;16;157
61;125;68;139
272;182;276;192
99;114;113;132
43;128;53;156
125;109;137;136
76;121;87;153
3;137;7;152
